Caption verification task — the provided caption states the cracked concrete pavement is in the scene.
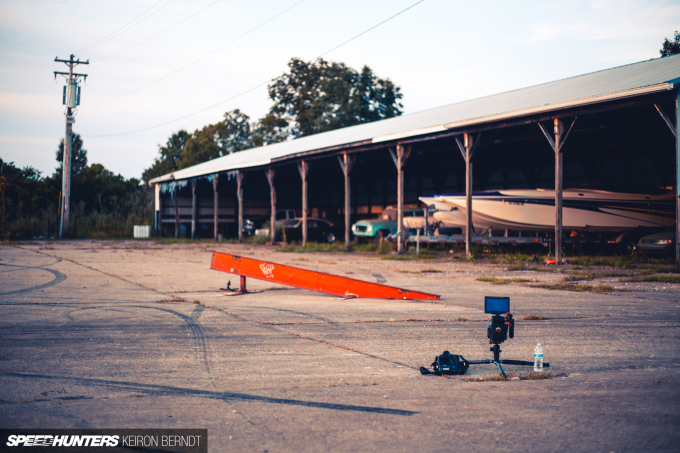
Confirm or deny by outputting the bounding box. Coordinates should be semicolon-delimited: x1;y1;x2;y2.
1;240;678;452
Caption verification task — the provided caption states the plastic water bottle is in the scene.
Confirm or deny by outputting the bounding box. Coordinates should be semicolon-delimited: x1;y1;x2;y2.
534;343;544;372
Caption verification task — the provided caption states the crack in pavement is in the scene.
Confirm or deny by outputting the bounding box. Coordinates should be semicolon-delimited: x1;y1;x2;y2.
1;371;417;416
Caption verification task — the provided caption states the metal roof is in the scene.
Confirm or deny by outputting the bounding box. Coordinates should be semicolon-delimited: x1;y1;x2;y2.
150;54;680;184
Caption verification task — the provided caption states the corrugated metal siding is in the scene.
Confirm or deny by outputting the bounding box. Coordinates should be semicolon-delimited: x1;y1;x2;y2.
151;54;680;184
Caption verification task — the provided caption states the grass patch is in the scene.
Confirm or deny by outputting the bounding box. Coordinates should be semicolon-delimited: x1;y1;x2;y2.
462;371;567;382
278;242;347;253
420;269;443;273
505;265;557;273
455;317;471;322
625;275;680;284
520;314;548;320
649;264;676;273
354;318;377;323
476;277;530;285
531;283;619;293
158;297;187;302
565;271;629;282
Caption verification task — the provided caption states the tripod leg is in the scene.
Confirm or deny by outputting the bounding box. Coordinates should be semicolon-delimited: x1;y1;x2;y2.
494;361;507;379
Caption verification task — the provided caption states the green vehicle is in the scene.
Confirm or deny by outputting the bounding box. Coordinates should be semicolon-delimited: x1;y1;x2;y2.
351;206;424;241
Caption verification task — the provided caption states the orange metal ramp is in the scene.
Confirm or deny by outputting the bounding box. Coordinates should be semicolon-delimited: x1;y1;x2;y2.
210;251;440;300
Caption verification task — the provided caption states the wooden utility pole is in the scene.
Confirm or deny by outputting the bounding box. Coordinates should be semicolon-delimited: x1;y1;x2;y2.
54;54;88;239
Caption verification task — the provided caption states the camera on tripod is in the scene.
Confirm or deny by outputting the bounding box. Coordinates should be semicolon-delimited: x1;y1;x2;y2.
485;296;514;344
421;296;550;378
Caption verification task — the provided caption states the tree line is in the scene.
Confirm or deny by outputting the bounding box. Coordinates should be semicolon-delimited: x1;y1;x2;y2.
0;135;150;240
142;58;402;183
1;58;403;240
3;36;677;241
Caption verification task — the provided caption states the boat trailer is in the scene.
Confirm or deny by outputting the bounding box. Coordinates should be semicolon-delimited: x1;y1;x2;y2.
210;251;440;300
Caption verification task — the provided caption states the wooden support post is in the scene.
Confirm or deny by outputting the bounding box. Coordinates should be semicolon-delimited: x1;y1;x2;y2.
212;175;219;240
654;101;680;271
156;184;162;238
174;185;179;239
455;133;480;258
338;153;356;251
266;168;276;245
390;145;411;253
236;171;244;243
538;118;576;265
397;146;405;254
554;119;564;265
191;179;197;240
676;90;680;272
298;161;309;247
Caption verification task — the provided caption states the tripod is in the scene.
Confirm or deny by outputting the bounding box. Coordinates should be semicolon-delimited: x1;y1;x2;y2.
468;342;549;378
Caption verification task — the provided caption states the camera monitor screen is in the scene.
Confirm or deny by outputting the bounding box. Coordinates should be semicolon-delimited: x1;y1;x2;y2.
485;296;510;314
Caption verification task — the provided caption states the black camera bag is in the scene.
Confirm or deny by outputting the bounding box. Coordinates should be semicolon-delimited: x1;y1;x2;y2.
420;350;469;375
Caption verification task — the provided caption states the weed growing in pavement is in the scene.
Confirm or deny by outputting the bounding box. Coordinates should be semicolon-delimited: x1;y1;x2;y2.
462;370;567;382
565;271;630;282
158;297;187;302
624;275;680;284
279;242;347;253
530;283;621;293
476;277;531;285
520;314;548;320
505;264;558;273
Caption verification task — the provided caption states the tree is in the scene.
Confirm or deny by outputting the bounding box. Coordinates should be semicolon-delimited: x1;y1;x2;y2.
179;124;221;169
215;109;253;155
262;58;403;141
55;133;87;177
660;31;680;57
143;59;404;174
142;130;190;184
251;112;291;147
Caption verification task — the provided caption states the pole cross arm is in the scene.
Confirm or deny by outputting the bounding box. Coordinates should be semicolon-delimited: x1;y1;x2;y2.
55;57;89;65
54;72;89;80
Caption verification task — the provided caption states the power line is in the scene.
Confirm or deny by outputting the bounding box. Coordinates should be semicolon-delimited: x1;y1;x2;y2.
86;0;425;138
82;0;305;111
77;0;174;56
96;0;222;62
318;0;423;58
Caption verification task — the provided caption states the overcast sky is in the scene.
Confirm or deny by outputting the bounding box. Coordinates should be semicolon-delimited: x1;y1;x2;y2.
1;0;679;180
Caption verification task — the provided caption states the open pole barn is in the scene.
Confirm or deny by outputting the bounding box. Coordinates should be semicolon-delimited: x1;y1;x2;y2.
150;55;680;271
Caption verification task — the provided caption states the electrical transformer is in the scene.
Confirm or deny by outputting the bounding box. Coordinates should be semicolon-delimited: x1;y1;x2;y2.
63;79;80;108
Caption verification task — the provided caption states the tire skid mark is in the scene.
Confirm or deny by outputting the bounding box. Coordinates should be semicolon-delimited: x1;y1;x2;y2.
0;371;417;416
12;247;214;379
0;259;67;296
133;305;211;376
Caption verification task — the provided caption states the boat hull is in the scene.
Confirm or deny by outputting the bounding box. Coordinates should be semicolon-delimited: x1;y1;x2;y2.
420;189;675;232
